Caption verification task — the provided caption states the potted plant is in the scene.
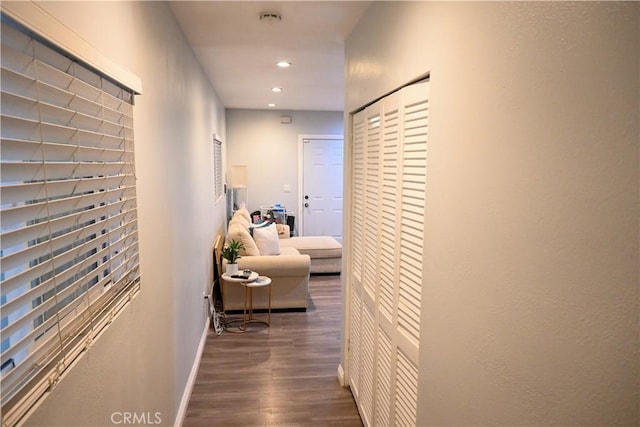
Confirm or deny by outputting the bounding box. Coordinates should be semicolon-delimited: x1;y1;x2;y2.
221;239;245;275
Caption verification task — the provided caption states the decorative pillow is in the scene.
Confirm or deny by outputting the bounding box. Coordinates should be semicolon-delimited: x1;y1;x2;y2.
275;223;289;238
249;221;271;235
235;207;251;223
226;222;259;256
252;223;280;256
230;214;251;230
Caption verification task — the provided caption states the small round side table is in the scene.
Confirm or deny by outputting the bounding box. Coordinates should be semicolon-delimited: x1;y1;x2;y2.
221;272;271;332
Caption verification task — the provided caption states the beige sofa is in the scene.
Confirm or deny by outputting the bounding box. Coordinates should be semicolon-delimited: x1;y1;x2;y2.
223;209;310;311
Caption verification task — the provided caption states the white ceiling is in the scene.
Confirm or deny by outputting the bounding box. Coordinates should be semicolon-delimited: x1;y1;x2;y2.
169;1;371;112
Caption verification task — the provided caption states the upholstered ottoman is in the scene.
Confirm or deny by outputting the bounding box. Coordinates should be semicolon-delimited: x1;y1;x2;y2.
280;236;342;274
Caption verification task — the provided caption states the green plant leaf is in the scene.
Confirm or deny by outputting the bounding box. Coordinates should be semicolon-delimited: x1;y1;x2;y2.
221;239;245;264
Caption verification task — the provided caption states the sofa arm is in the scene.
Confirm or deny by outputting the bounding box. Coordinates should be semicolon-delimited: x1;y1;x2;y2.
223;254;310;311
232;254;310;277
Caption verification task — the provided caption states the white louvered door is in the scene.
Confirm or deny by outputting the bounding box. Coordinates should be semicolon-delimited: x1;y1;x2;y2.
348;81;429;427
349;109;366;401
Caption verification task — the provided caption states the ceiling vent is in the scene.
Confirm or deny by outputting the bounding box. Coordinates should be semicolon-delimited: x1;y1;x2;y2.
259;12;282;22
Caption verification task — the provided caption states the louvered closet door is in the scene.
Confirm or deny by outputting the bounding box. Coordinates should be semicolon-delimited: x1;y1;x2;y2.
348;81;429;427
375;89;402;427
360;100;383;427
349;110;366;401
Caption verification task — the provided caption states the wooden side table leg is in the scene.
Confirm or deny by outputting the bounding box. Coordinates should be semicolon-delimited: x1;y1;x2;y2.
249;287;254;321
267;283;271;325
242;283;248;330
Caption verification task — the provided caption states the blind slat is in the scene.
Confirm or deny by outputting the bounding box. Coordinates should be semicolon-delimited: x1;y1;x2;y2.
1;219;137;297
1;138;130;163
4;231;139;327
1;199;135;251
1;161;129;182
1;186;133;228
1;208;134;274
0;226;135;320
1;114;130;149
1;175;131;205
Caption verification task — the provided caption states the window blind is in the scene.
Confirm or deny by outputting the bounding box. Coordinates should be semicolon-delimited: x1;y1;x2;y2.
214;137;223;202
1;16;140;425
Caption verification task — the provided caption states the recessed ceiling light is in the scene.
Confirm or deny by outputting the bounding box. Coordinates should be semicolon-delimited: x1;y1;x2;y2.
276;61;291;68
271;87;282;93
268;103;276;107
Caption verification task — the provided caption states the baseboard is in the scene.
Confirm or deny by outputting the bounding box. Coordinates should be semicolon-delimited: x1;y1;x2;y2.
225;307;307;314
174;319;209;427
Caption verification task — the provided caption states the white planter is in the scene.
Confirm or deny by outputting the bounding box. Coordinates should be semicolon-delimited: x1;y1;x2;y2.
226;263;239;276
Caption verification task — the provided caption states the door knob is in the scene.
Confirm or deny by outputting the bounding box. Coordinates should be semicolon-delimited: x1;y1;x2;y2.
304;203;309;208
304;195;309;200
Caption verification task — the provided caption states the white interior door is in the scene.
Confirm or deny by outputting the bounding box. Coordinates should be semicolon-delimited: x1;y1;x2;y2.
302;137;344;240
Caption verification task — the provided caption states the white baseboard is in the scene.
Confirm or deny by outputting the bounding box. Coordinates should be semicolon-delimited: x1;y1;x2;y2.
174;320;209;427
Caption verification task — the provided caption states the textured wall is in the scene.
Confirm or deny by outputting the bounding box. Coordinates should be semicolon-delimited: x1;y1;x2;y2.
345;2;639;425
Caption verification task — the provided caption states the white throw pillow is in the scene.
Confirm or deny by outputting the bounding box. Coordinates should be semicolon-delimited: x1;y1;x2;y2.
249;221;271;235
253;223;281;256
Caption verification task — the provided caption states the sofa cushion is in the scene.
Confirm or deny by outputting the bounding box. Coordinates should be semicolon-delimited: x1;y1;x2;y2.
280;236;342;259
279;246;301;256
253;223;280;256
226;222;260;256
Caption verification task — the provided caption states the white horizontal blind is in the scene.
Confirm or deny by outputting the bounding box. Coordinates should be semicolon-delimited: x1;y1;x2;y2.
1;17;140;424
213;137;223;202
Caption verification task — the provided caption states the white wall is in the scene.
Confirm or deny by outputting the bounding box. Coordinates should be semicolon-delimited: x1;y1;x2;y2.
345;2;638;425
4;2;228;426
226;109;343;218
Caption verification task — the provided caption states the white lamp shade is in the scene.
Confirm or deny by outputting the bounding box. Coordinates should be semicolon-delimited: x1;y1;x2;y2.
229;164;248;188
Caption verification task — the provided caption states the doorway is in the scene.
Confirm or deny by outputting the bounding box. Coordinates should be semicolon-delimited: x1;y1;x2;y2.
298;134;344;241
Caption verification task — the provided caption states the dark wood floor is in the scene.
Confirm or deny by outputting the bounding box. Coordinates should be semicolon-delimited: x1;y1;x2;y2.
183;275;363;427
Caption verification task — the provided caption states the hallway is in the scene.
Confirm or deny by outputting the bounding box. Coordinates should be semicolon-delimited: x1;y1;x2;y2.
184;275;362;426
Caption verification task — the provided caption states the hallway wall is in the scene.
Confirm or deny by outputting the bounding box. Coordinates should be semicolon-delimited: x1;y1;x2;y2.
344;2;639;425
226;109;343;218
2;2;228;425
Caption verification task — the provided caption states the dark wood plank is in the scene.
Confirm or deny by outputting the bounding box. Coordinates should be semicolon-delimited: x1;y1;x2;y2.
184;275;362;426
